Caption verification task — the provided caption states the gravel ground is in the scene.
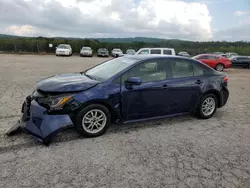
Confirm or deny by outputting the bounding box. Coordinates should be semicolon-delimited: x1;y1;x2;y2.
0;54;250;188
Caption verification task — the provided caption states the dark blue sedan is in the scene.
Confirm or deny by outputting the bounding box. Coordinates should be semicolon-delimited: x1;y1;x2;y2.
8;55;229;144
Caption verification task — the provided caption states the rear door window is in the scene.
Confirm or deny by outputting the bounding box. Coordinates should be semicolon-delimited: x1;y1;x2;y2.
150;49;161;54
170;59;194;78
208;55;218;59
237;57;249;60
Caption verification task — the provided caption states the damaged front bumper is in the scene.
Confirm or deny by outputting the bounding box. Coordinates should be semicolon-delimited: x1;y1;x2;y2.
7;97;74;145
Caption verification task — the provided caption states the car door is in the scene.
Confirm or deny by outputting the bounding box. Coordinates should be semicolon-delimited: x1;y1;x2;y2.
207;55;218;68
120;59;174;121
240;57;250;67
197;55;210;66
165;58;204;113
232;57;243;66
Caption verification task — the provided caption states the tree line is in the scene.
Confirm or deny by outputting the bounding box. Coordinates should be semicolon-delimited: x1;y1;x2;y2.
0;37;250;55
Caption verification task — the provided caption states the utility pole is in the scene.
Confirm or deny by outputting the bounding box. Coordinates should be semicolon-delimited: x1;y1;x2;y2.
13;39;17;52
37;41;40;52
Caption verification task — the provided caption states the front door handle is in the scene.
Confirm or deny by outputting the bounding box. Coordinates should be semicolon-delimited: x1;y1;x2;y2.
195;80;203;84
161;84;168;89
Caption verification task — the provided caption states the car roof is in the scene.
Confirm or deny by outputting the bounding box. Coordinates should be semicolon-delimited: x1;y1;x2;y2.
139;47;174;50
196;53;220;56
233;55;249;58
122;54;190;61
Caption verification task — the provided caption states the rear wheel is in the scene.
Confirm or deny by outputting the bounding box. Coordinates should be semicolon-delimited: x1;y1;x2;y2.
215;63;224;72
75;104;111;137
197;94;218;119
248;64;250;69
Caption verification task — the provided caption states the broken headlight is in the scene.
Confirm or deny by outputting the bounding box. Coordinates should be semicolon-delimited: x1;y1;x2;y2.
43;95;73;110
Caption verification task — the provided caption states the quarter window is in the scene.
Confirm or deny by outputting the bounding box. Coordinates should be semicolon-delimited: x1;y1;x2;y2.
163;50;172;55
171;60;194;78
194;63;205;76
122;60;167;83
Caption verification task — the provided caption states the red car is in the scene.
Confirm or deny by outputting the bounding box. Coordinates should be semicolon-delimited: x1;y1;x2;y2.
193;54;231;71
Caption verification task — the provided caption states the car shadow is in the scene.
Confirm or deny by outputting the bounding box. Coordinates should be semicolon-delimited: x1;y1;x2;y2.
1;114;197;152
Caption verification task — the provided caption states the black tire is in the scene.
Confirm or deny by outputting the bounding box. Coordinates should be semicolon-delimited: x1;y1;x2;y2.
215;63;224;72
196;94;218;119
75;104;111;137
248;64;250;69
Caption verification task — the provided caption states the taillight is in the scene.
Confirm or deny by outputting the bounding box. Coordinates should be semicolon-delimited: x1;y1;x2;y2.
223;76;228;82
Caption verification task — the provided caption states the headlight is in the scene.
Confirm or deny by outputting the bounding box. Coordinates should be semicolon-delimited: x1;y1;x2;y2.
43;95;73;110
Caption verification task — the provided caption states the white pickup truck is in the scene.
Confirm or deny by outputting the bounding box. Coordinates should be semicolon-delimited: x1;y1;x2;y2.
135;48;176;56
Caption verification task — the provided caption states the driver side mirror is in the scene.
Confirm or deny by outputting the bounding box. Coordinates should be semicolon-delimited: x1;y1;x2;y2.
125;77;142;85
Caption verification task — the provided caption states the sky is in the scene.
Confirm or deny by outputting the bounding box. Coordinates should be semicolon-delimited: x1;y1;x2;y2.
0;0;249;41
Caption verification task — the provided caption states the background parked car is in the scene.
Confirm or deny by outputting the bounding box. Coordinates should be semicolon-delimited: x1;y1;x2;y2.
80;46;93;57
230;56;250;68
97;48;109;57
55;44;72;56
225;52;238;58
126;49;136;55
135;48;176;56
111;48;123;57
213;52;224;56
193;54;231;71
178;51;190;57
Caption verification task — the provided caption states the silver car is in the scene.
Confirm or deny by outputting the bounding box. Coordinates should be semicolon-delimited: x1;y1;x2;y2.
111;48;123;57
56;44;72;56
80;47;93;57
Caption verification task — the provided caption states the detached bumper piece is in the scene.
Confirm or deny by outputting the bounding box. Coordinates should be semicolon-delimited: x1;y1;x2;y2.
26;100;74;144
6;98;74;145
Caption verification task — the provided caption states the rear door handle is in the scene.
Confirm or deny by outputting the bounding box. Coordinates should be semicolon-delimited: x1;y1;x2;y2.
195;80;203;84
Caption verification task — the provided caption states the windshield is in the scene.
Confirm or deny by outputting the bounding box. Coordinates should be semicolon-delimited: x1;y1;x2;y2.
85;57;137;81
127;49;135;53
58;45;69;49
113;49;121;52
192;55;200;59
82;47;91;50
98;48;107;51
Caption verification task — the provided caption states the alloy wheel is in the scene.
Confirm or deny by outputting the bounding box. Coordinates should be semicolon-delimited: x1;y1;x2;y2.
82;109;107;134
201;97;216;116
216;64;224;72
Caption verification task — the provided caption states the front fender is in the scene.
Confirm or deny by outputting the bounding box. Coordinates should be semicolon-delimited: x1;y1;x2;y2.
72;84;122;121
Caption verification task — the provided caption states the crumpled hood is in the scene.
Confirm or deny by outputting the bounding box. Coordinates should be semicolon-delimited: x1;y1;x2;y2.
36;73;99;93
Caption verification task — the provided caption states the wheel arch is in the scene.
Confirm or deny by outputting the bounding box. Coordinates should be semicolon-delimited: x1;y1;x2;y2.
201;89;221;107
77;100;120;123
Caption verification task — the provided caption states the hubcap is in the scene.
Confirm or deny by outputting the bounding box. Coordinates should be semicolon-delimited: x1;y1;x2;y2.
202;97;216;116
216;64;224;71
82;109;107;134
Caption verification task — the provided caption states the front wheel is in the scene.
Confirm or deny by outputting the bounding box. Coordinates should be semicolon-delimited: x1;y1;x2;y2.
75;104;111;137
197;94;218;119
215;63;224;72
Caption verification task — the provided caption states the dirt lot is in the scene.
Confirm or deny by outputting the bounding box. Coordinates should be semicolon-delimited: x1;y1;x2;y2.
0;54;250;188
